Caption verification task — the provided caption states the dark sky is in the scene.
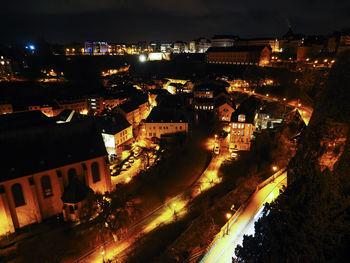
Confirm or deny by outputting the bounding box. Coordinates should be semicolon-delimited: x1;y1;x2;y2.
1;0;349;44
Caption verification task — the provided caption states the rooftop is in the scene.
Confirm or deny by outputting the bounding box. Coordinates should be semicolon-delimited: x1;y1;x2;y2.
231;97;260;124
145;107;188;123
0;120;107;182
207;46;269;53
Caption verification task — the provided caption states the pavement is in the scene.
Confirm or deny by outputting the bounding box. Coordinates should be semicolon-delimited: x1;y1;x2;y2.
200;170;287;263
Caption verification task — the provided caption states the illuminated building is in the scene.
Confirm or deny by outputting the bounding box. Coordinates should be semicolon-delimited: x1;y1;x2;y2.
144;107;189;139
173;41;189;53
214;97;236;122
115;99;150;127
84;41;109;55
58;98;89;115
206;46;271;66
0;56;13;80
230;98;259;151
235;38;280;53
97;114;133;157
193;81;229;111
211;35;238;47
87;97;104;114
0;117;112;235
160;43;172;53
0;102;13;115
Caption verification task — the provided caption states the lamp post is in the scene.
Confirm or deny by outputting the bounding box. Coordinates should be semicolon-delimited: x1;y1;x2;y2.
101;250;105;263
226;213;232;235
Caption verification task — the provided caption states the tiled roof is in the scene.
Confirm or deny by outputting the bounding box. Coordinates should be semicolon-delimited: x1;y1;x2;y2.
145;107;188;123
206;46;268;53
231;97;260;124
0;120;107;182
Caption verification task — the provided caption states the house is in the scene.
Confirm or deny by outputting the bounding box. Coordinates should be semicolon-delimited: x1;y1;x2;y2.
96;114;133;157
206;46;271;66
144;107;189;139
230;98;259;151
193;81;229;111
214;97;236;122
115;99;150;127
0;118;111;235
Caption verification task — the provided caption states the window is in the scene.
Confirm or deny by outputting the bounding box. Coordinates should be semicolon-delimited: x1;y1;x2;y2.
12;183;25;207
242;124;244;129
242;131;244;136
179;126;182;130
149;133;152;137
68;168;77;184
91;162;101;183
41;175;53;198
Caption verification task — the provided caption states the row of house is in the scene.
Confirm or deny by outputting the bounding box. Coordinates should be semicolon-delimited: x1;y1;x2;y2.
0;95;128;117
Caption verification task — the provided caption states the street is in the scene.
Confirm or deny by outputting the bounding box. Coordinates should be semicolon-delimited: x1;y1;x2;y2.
72;137;229;263
200;170;287;263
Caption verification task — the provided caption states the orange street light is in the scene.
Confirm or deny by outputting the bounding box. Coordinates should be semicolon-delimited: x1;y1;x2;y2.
226;213;232;219
272;165;278;172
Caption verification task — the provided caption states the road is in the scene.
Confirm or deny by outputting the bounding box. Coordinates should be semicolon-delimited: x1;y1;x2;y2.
200;170;287;263
229;86;313;125
73;138;227;263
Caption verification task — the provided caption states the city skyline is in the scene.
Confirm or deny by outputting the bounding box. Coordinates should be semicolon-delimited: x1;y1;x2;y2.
1;0;350;44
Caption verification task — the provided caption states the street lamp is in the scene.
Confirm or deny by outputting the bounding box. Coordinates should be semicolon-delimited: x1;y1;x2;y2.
226;213;232;235
272;165;278;172
101;250;105;263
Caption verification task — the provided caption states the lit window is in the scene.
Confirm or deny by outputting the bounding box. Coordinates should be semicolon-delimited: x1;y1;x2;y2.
238;114;246;122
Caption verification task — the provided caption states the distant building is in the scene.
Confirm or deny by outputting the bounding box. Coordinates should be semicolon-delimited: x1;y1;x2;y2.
144;107;189;139
0;56;13;80
0;116;111;235
173;41;189;53
211;35;238;47
206;46;271;66
0;102;13;115
230;98;259;151
235;38;280;53
84;41;109;55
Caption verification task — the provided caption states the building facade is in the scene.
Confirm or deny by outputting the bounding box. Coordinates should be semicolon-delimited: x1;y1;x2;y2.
0;120;111;235
206;46;271;66
144;107;189;139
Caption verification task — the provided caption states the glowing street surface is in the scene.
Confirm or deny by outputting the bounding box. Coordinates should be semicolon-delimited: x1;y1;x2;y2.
76;143;226;263
201;170;287;263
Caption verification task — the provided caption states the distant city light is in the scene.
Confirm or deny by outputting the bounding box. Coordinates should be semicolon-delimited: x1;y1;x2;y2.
28;44;36;50
139;54;147;62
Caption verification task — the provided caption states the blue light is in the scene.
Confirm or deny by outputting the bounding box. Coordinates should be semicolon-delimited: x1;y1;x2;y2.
29;45;35;51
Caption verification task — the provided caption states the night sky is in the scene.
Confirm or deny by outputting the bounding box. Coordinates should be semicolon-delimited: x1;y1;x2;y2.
1;0;350;44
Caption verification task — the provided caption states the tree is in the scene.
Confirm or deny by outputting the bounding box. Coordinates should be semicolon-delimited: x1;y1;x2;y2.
94;189;139;241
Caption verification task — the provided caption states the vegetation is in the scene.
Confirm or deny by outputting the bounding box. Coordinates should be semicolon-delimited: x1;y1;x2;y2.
235;51;350;263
